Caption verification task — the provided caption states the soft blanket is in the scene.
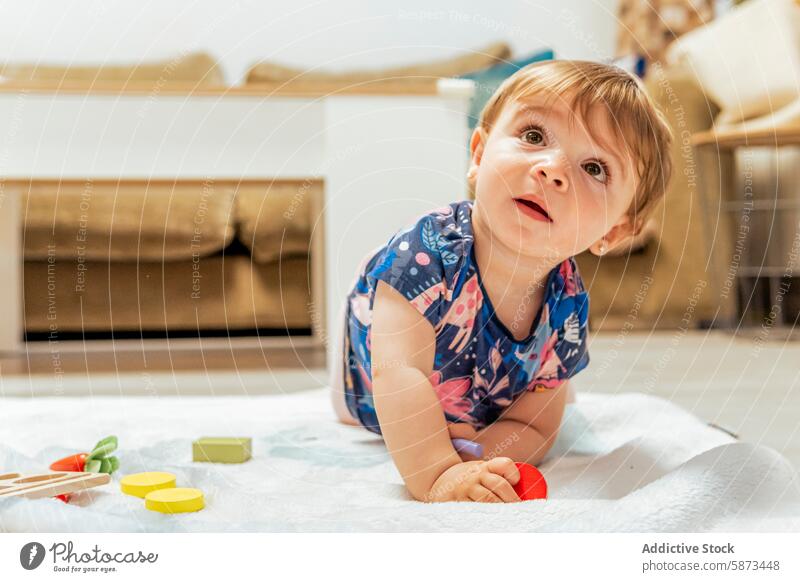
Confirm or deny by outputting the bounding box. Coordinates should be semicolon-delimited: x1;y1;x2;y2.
1;389;798;532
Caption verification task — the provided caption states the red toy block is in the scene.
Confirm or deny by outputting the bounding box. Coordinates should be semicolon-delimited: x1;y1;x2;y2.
513;462;547;500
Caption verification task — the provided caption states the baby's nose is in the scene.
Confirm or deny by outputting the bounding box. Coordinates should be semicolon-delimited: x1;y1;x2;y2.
533;162;569;192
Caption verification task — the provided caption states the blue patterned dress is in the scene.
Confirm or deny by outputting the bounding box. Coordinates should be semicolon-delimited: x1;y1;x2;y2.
339;200;590;435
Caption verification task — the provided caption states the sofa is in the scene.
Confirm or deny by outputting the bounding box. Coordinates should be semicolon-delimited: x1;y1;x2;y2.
21;178;320;337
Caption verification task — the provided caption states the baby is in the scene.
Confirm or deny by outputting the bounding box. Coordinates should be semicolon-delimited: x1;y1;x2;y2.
330;60;673;503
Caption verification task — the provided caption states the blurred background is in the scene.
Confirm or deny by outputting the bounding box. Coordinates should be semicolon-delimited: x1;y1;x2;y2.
0;0;620;83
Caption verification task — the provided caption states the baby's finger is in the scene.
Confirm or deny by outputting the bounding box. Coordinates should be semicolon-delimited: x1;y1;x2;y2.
485;456;520;485
467;485;502;503
480;472;520;503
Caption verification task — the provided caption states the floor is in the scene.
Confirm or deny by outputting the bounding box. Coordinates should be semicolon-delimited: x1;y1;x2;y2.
575;329;800;470
2;330;798;468
0;340;327;397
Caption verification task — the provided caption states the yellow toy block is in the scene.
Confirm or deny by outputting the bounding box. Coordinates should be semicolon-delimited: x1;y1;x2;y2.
192;437;251;463
145;487;205;514
120;472;176;498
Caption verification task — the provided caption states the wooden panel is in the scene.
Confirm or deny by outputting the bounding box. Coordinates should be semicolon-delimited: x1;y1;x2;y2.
0;78;444;97
693;125;800;149
0;184;21;349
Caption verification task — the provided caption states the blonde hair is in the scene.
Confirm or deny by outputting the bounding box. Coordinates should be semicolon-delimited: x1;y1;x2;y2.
477;60;673;235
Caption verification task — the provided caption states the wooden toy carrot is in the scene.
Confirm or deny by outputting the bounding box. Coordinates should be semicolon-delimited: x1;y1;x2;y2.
49;453;89;473
49;436;120;503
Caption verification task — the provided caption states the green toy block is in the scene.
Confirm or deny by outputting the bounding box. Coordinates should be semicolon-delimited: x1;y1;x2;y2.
192;437;252;463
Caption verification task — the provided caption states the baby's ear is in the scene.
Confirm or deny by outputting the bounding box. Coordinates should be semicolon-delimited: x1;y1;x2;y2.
468;128;486;182
590;214;639;256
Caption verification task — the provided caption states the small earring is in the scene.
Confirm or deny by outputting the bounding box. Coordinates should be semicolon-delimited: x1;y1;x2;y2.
598;240;607;255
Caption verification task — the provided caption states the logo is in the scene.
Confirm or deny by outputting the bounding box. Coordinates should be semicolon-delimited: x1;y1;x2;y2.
20;542;46;570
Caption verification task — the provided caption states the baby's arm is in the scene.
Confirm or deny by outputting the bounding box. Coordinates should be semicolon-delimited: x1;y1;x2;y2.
371;280;520;502
473;381;568;465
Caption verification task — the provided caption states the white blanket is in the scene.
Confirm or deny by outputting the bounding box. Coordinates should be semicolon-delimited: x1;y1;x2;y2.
1;389;799;532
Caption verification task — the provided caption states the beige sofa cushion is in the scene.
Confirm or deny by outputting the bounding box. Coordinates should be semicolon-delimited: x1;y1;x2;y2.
24;255;311;332
246;42;510;83
0;52;225;86
23;180;236;262
666;0;800;127
236;180;320;264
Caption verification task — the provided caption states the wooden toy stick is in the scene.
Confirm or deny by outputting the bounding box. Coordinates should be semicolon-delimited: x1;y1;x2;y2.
0;471;111;500
1;473;92;496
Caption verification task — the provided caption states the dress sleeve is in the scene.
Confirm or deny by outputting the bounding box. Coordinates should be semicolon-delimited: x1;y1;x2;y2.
365;209;466;330
553;294;591;380
527;259;591;391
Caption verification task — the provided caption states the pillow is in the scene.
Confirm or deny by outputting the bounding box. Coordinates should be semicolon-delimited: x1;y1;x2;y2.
458;48;554;131
0;52;225;86
246;42;512;84
236;180;320;264
666;0;800;127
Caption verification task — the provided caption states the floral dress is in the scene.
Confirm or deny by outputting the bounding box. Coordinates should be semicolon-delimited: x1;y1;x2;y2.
339;199;590;435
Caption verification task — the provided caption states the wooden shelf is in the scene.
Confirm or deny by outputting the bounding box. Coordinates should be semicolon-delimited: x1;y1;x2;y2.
692;125;800;149
723;199;800;211
731;267;799;279
0;77;450;97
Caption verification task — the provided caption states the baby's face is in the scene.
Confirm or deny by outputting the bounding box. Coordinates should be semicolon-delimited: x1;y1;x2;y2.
470;91;638;260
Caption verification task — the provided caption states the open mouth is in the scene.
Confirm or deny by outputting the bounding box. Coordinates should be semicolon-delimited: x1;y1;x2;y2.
514;198;553;223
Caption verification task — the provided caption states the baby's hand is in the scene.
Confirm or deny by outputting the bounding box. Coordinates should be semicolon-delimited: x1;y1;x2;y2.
426;457;521;503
